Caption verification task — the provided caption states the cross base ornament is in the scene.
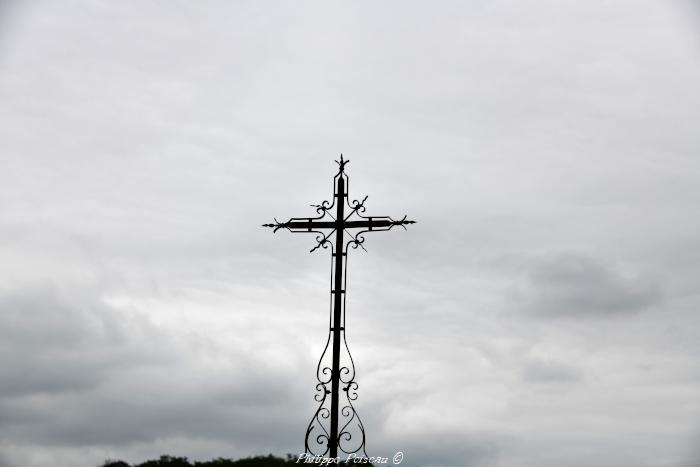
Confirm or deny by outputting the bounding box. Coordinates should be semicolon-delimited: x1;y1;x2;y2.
263;155;414;459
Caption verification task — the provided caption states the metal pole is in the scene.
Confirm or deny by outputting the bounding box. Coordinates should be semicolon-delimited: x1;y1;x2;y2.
329;176;345;459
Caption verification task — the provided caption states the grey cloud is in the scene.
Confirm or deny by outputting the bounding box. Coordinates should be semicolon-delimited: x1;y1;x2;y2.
0;285;159;397
522;358;582;384
514;253;662;317
0;283;309;454
388;431;504;467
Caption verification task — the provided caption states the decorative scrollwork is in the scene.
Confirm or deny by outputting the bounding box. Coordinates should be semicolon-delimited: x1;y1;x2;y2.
341;332;356;385
306;358;367;457
346;234;367;253
305;386;331;456
348;195;368;216
343;381;359;401
311;199;333;215
310;233;334;253
316;331;333;385
337;388;368;456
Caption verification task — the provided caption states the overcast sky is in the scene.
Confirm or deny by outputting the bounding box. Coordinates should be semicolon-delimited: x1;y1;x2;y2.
1;1;700;467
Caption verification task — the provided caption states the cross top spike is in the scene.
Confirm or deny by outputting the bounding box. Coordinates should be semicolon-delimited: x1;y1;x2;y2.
335;153;349;173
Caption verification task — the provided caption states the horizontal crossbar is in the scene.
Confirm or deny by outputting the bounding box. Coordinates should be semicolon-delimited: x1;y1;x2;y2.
285;219;394;230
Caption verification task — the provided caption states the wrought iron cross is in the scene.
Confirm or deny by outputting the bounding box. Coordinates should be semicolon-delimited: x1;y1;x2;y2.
263;155;414;459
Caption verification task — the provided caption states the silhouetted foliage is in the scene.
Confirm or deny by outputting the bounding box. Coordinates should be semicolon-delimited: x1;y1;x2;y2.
101;454;373;467
102;461;130;467
136;455;193;467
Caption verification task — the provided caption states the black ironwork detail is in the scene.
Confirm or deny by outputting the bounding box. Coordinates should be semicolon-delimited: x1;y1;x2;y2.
263;155;414;460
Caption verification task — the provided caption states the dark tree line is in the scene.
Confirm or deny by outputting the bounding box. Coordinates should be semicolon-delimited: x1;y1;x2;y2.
101;454;373;467
101;454;297;467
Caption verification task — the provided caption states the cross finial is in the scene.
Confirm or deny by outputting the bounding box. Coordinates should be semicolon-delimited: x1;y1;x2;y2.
335;154;349;173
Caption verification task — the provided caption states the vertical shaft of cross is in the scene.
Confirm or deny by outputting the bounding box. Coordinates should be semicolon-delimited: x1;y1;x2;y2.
329;176;345;459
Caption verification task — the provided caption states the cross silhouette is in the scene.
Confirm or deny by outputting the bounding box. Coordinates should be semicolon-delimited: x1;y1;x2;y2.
263;155;414;459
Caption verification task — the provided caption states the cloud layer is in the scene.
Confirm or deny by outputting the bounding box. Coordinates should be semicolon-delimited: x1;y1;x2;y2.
1;1;699;467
